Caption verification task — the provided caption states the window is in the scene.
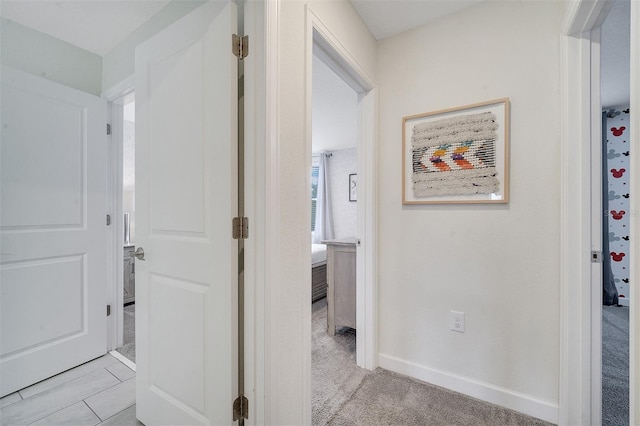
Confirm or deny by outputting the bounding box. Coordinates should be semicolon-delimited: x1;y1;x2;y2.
311;156;319;231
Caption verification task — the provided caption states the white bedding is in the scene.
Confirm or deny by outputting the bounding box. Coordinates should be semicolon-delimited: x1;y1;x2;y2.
311;244;327;265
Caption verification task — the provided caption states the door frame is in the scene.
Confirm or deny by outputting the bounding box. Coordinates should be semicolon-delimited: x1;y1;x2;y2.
632;3;640;422
560;1;639;424
248;2;377;422
304;6;378;371
240;1;267;423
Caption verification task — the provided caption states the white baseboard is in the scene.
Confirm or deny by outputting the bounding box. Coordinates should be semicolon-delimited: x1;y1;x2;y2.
618;296;630;307
109;350;136;372
378;353;558;425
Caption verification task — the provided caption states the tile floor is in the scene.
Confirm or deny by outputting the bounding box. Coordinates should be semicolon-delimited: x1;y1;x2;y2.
0;354;142;426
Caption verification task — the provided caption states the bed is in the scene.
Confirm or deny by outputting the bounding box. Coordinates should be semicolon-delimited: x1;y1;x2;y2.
312;244;328;302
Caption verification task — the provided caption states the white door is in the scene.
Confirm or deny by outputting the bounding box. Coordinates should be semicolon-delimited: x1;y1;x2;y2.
0;67;108;396
134;1;238;424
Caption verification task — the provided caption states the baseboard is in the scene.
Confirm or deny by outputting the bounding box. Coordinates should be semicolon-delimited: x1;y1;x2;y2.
378;354;558;424
618;297;630;307
109;350;136;372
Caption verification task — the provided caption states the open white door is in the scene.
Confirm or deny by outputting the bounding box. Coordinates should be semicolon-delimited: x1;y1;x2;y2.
0;67;108;396
134;1;238;424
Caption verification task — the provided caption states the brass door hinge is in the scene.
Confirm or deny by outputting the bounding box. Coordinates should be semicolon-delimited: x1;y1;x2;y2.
233;395;248;420
232;34;249;59
232;217;249;240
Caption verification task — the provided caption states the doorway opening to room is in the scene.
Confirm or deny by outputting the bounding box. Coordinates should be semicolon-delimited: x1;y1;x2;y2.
310;50;361;423
600;1;630;424
308;23;377;421
110;90;137;369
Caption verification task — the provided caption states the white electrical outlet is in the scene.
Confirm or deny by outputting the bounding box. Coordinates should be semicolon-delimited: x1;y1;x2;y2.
450;311;465;333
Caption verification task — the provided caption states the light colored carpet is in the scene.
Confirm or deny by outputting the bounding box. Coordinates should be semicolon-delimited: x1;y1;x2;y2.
312;298;553;426
602;305;629;426
116;298;563;424
116;304;136;363
327;368;552;426
313;299;367;425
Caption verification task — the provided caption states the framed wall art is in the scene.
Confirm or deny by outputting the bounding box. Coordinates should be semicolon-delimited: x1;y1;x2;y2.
349;173;357;202
402;98;510;205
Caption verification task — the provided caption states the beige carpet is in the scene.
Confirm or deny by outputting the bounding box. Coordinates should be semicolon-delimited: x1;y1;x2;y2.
312;298;553;426
116;299;555;425
313;299;368;424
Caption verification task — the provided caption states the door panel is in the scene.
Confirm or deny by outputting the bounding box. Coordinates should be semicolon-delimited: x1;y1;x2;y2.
0;67;107;396
134;1;238;424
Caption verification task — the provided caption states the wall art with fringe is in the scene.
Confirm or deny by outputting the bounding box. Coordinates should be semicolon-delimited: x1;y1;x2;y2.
402;98;510;204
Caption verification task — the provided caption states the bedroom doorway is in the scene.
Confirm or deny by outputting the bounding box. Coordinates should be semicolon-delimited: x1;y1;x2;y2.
600;1;630;424
310;48;361;423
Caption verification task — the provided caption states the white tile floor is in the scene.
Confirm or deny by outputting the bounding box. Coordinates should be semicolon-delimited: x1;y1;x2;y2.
0;354;141;426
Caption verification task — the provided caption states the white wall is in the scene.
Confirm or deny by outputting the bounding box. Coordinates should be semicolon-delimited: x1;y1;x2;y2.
376;1;566;422
311;51;359;240
328;148;357;239
1;17;102;96
312;55;358;152
101;0;205;91
1;1;205;96
274;0;376;422
123;119;136;243
601;0;631;108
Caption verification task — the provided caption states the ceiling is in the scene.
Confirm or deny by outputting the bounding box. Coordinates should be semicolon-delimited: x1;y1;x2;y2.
601;0;631;108
351;0;485;40
0;0;486;56
312;54;358;153
0;1;171;56
0;0;630;107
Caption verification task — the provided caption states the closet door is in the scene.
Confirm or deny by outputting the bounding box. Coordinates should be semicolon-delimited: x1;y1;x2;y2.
134;1;238;423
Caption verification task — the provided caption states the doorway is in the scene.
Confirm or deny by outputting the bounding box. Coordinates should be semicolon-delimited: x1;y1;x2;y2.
561;1;638;423
107;89;137;370
310;48;362;423
118;93;136;365
600;1;631;424
305;17;379;376
305;9;378;419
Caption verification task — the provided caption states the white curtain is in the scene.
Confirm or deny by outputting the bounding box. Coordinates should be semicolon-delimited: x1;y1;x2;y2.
313;153;334;243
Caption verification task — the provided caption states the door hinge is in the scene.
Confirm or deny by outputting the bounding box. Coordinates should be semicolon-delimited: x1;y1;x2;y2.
591;250;603;263
106;123;112;135
233;395;248;421
107;305;111;316
106;214;111;226
232;217;249;240
232;34;249;59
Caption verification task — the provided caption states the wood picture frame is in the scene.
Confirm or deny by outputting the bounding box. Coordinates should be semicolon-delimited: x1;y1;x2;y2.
402;98;510;205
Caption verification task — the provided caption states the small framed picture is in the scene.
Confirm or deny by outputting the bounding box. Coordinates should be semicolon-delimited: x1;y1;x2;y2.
349;173;357;202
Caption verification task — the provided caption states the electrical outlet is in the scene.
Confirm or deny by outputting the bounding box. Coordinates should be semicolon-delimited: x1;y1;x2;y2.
450;311;465;333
